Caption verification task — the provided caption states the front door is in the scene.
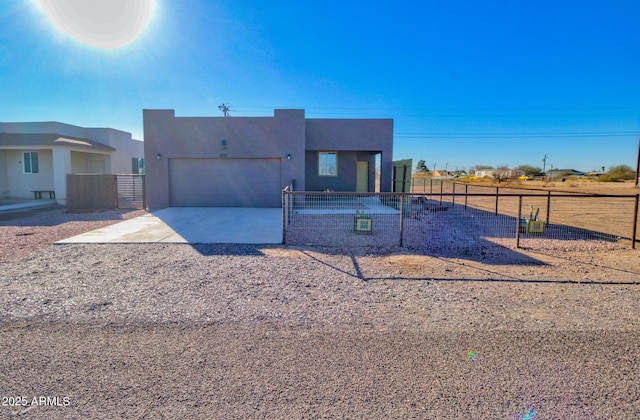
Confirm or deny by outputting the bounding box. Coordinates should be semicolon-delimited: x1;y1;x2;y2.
356;161;368;192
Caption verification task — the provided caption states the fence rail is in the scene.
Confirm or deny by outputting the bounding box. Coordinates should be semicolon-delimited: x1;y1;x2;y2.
282;188;640;250
116;174;145;209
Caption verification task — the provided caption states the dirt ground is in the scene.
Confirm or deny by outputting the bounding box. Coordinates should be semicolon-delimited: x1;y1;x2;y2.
1;204;640;418
412;177;639;195
411;179;640;242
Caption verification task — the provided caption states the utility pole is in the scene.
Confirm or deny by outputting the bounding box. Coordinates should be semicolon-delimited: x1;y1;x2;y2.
218;103;231;117
635;136;639;188
542;154;547;174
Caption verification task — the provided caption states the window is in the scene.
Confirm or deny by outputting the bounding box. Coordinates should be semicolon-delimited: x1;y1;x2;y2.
131;158;146;174
132;157;140;174
318;152;338;176
23;152;39;174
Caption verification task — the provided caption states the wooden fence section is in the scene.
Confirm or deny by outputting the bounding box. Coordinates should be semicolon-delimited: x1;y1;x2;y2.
67;174;117;210
67;174;145;210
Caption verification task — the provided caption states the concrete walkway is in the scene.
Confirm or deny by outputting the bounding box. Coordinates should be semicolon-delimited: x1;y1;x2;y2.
57;207;283;244
0;200;57;213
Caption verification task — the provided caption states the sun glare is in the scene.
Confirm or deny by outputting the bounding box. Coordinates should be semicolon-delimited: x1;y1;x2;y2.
36;0;155;49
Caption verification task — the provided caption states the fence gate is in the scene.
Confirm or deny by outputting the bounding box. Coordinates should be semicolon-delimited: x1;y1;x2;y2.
117;174;145;209
392;159;413;192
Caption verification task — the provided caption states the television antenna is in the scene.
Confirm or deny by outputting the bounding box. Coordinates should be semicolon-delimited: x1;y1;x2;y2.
218;103;231;117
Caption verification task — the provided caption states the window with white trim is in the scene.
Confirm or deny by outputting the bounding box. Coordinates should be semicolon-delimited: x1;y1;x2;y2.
23;152;39;174
318;152;337;176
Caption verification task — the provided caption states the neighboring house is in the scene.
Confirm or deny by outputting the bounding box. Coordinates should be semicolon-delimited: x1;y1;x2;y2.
0;122;144;205
547;169;585;178
476;169;525;179
504;169;525;178
143;109;393;209
475;169;495;178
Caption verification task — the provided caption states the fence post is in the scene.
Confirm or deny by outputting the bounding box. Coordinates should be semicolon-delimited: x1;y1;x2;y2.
142;175;147;210
546;191;551;224
464;184;468;211
516;195;522;248
632;193;639;249
399;193;405;247
289;190;292;224
440;180;443;205
452;182;456;206
281;188;287;244
430;179;433;195
495;187;499;214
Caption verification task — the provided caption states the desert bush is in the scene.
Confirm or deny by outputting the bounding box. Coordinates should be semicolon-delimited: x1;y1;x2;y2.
598;165;635;182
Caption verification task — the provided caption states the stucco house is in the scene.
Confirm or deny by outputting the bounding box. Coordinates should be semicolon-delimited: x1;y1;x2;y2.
475;168;525;179
547;169;585;178
143;109;393;209
475;169;496;178
0;122;144;205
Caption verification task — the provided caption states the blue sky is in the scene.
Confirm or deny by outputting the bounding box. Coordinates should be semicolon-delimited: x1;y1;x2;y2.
1;0;639;173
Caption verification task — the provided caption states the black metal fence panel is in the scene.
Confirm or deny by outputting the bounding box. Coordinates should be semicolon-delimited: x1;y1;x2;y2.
283;192;402;247
116;174;145;209
283;187;639;250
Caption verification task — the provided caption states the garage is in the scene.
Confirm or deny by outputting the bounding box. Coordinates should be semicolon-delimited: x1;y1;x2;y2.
169;158;282;207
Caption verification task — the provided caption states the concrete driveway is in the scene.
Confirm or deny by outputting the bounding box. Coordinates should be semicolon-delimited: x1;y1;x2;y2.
57;207;282;244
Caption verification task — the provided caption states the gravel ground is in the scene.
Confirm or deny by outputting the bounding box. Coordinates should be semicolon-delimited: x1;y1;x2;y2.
285;196;637;252
0;208;146;263
1;209;640;418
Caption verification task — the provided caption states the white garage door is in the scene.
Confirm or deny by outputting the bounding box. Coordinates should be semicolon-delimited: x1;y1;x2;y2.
169;158;281;207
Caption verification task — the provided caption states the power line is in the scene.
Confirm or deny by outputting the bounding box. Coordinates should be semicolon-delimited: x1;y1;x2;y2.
232;105;640;113
395;131;637;139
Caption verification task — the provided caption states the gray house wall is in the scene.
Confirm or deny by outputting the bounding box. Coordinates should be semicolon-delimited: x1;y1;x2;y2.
305;118;393;192
144;109;306;209
144;109;394;209
305;150;378;192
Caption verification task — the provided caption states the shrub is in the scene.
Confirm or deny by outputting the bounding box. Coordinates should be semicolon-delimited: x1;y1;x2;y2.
598;165;635;182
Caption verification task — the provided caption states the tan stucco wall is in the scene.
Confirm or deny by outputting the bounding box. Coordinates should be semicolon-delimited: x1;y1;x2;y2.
0;150;8;196
71;151;111;174
0;122;144;175
0;122;144;204
85;128;143;173
4;149;54;199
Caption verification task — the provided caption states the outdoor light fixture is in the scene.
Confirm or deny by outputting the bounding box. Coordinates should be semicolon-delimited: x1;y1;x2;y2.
156;153;161;160
287;154;292;160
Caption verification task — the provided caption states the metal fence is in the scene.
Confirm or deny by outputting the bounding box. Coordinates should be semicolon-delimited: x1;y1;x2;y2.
116;174;145;209
282;188;640;251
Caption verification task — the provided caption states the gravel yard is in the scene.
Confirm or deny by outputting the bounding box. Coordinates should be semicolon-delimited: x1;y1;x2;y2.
1;209;640;418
